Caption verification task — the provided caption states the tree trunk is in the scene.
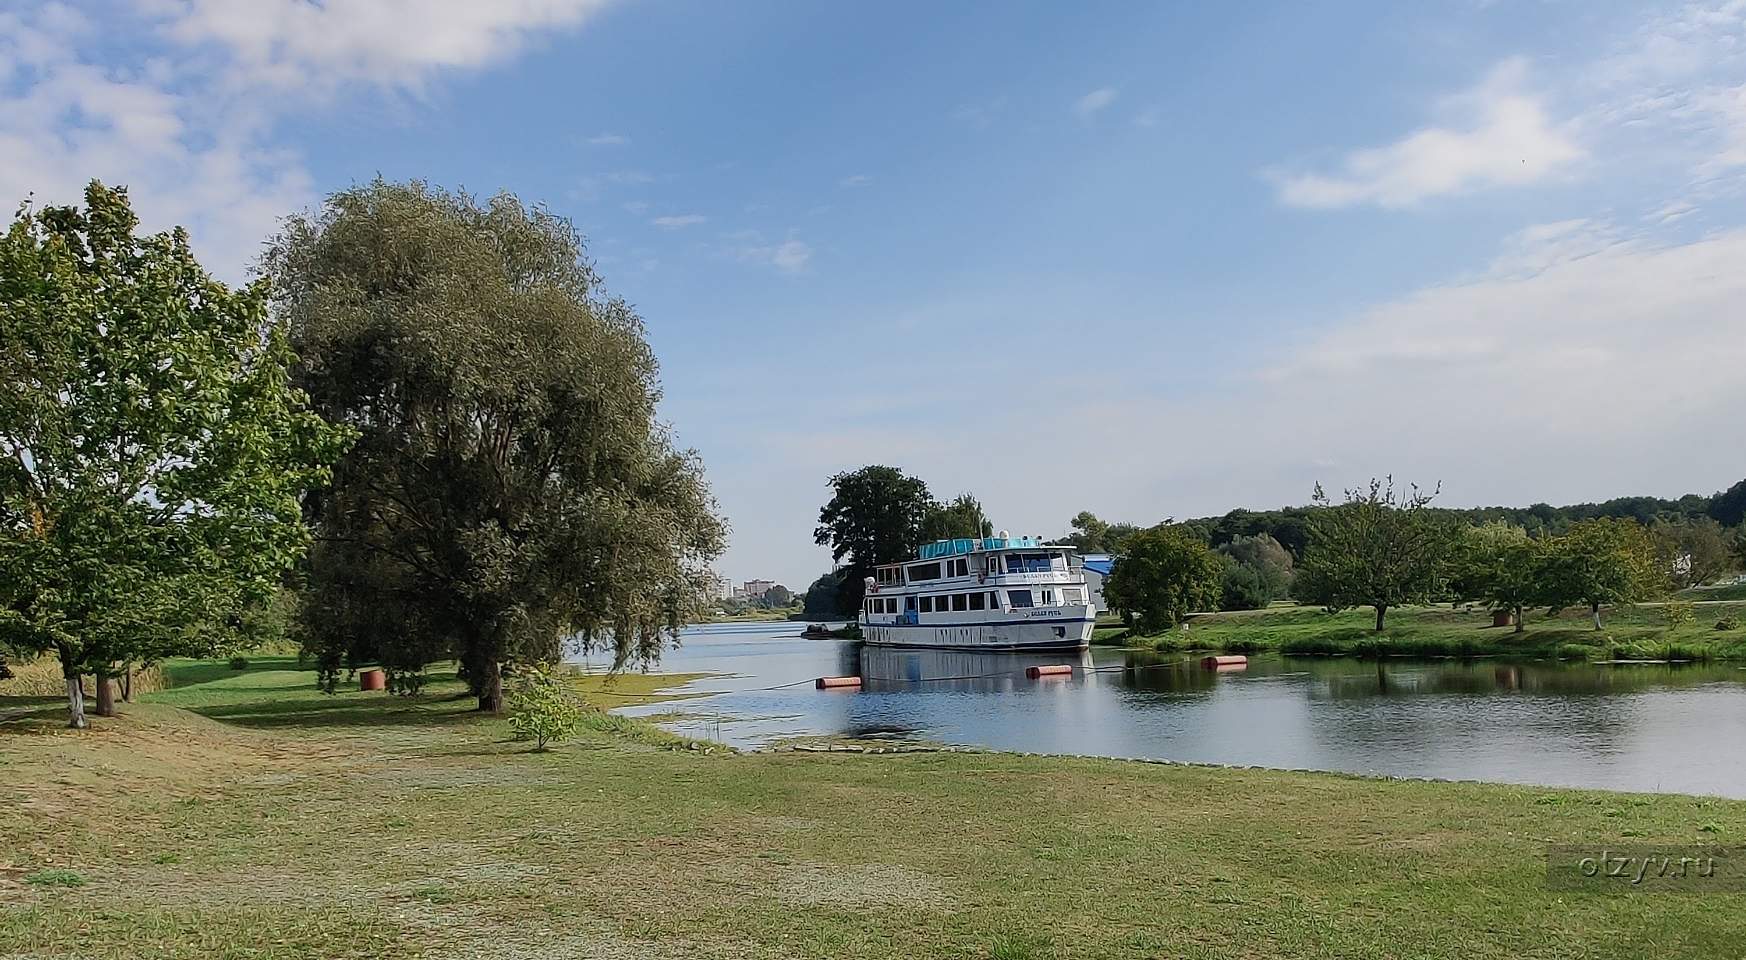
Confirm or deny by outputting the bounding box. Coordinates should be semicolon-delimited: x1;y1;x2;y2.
1514;604;1525;634
1592;602;1603;631
477;659;504;714
1374;605;1387;632
121;665;134;703
94;668;116;717
65;675;88;729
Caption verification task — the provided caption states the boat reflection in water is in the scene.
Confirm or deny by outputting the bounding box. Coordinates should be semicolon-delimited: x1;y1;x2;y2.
858;644;1096;694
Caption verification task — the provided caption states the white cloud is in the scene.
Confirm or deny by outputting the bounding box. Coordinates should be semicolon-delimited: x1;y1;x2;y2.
149;0;612;92
726;232;812;273
0;1;612;281
1074;87;1118;119
1274;60;1583;209
651;214;706;229
588;132;629;145
839;174;871;187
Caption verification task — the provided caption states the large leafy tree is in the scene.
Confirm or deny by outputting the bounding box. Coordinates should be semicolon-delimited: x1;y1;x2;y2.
1062;510;1143;555
267;181;725;711
0;182;350;727
1214;533;1294;609
1102;524;1223;634
1294;478;1461;631
814;465;936;612
1541;518;1666;630
1709;478;1746;528
1453;522;1546;633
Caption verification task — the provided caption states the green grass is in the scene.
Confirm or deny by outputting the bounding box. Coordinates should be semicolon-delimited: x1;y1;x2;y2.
6;658;1746;957
1679;582;1746;602
1097;601;1746;661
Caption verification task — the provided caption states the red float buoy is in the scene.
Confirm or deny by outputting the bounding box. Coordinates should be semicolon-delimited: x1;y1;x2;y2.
359;668;386;691
815;676;863;689
1200;655;1247;669
1025;664;1074;678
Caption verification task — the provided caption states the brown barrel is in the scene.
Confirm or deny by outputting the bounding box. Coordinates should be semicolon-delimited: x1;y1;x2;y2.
1025;664;1074;678
359;668;387;691
815;676;863;689
1199;655;1247;669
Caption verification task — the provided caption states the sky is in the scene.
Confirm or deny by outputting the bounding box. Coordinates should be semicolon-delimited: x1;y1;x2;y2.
5;0;1746;590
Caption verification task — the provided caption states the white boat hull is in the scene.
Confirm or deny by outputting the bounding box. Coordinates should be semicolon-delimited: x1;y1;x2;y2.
861;605;1094;652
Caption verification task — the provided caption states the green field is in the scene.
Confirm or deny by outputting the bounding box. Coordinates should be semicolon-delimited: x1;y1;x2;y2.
6;658;1746;958
1095;600;1746;661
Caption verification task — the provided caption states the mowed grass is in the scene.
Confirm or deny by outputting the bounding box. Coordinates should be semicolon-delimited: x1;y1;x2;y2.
5;660;1746;958
1096;601;1746;661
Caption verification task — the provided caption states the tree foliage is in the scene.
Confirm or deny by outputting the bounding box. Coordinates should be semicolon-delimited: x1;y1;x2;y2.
1061;511;1142;554
268;180;724;711
800;570;847;620
1540;518;1666;630
1214;533;1294;610
0;182;350;727
1652;517;1732;589
922;493;993;542
1294;478;1460;631
1453;522;1546;632
814;465;936;612
1710;478;1746;528
1102;524;1223;634
507;663;585;751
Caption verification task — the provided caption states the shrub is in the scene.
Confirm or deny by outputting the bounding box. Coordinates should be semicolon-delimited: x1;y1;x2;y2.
1218;563;1271;611
1717;616;1740;631
1557;644;1597;661
1661;601;1696;631
1218;637;1264;654
507;663;586;751
227;655;249;671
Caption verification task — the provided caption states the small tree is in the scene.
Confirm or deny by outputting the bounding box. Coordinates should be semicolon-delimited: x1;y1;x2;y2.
1454;522;1546;633
0;182;350;728
1653;517;1732;589
1294;478;1460;632
1102;524;1223;634
1541;518;1666;630
507;664;586;751
1215;533;1294;609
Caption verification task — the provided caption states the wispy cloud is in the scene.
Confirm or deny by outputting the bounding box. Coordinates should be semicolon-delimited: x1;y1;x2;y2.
1133;106;1161;128
588;132;629;145
726;230;812;274
1272;59;1582;209
652;214;706;229
1074;86;1119;119
839;174;871;187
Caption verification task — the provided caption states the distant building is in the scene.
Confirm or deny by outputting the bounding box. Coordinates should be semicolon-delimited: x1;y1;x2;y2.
1080;554;1114;611
741;579;777;600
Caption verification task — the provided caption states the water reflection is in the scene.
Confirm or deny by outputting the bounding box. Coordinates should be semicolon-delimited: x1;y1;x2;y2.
601;623;1746;798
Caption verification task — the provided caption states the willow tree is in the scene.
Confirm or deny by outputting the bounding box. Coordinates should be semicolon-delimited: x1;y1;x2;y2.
267;181;724;711
0;182;350;727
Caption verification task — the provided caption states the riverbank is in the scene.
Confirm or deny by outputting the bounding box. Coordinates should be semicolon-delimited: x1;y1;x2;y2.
1096;600;1746;661
6;659;1746;958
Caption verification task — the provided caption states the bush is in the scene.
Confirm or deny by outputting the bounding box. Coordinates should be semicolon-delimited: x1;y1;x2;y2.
227;655;249;671
1557;643;1598;661
508;663;586;751
1218;563;1271;611
1717;616;1740;631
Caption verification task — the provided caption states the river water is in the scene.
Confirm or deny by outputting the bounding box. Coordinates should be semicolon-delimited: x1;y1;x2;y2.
586;621;1746;798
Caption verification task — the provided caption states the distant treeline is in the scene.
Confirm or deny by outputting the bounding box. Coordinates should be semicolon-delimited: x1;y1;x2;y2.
1065;478;1746;560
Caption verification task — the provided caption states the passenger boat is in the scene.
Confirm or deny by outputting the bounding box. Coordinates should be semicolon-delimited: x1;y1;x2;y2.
858;534;1095;651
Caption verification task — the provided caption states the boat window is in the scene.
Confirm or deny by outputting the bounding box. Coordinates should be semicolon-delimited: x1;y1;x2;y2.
1062;588;1083;603
908;562;942;581
905;596;916;612
989;591;1000;609
888;598;897;613
952;594;968;611
1042;589;1054;605
1007;589;1033;608
969;592;985;611
985;555;1001;575
919;596;932;613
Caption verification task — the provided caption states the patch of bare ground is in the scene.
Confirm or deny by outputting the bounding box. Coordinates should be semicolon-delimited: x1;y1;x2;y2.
771;860;946;908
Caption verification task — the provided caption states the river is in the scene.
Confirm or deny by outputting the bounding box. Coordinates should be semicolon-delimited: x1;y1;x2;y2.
582;621;1746;798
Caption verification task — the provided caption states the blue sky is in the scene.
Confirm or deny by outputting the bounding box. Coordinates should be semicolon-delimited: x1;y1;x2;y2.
6;1;1746;589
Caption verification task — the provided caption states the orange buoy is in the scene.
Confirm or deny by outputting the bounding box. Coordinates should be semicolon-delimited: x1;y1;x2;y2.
815;676;863;689
1025;664;1074;678
1200;655;1247;669
359;668;387;691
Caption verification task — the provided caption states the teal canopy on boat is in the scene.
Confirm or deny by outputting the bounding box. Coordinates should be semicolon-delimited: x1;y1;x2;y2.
917;536;1046;560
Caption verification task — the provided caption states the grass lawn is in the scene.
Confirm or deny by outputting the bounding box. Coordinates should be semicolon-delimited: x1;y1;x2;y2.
5;658;1746;958
1096;601;1746;661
